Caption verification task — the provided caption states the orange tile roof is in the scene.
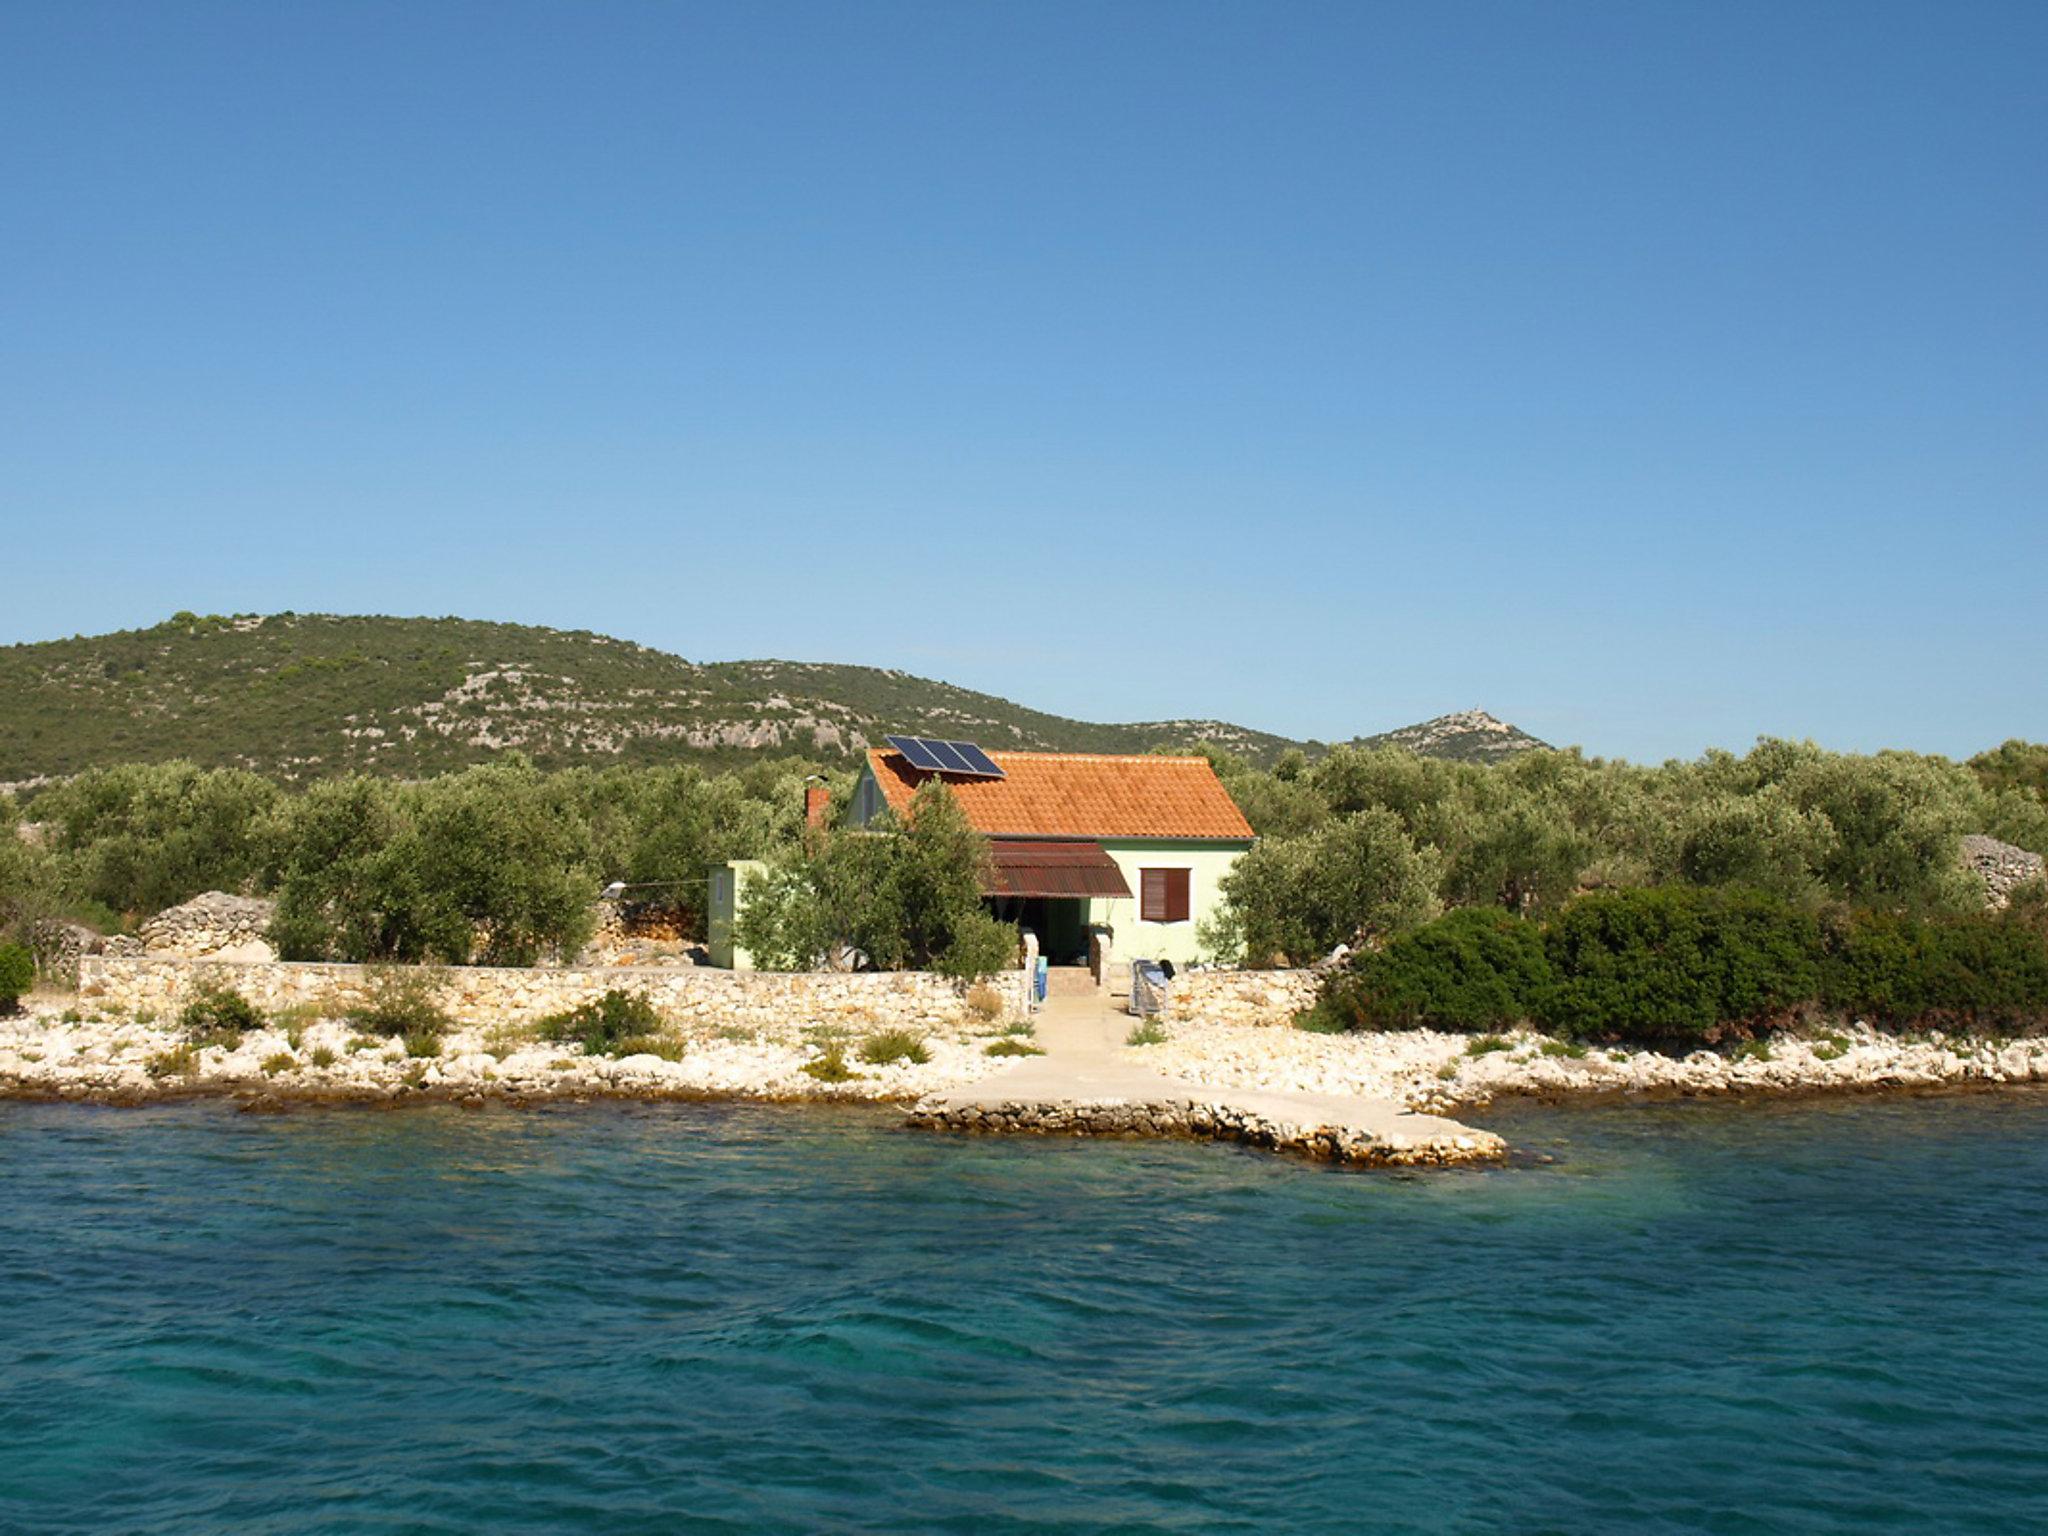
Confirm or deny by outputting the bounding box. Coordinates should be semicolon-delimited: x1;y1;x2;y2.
866;748;1254;841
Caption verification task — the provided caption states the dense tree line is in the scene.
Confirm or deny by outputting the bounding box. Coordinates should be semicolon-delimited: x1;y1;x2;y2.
1201;738;2048;965
1;739;2043;1003
1;756;834;965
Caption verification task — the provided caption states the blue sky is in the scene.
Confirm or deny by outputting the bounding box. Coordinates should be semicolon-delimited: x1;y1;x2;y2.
3;1;2042;763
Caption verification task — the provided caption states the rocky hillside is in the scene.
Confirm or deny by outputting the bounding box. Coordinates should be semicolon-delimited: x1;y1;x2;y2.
0;612;1548;782
1349;709;1551;764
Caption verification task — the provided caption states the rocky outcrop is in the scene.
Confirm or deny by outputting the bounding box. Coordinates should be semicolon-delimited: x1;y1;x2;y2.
1961;834;2045;909
904;1094;1502;1167
137;893;277;960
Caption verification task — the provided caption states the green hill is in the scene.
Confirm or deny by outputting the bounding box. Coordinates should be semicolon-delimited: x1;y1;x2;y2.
0;612;1548;783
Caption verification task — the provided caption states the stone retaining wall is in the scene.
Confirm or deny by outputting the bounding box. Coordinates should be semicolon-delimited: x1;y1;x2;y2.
1164;968;1319;1027
78;956;1030;1035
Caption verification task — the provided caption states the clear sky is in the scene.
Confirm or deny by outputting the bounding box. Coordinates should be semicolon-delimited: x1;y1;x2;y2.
3;1;2042;763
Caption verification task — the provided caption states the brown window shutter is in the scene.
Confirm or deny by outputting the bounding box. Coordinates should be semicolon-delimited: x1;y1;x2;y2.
1141;868;1191;923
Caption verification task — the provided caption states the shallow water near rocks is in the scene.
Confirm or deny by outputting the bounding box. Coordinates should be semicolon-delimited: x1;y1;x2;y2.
3;1093;2046;1534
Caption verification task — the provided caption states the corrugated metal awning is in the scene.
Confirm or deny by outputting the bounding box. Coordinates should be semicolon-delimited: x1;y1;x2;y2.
985;840;1133;900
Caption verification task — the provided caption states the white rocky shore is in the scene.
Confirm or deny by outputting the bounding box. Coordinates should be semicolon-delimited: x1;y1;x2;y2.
0;999;1019;1105
1138;1017;2048;1114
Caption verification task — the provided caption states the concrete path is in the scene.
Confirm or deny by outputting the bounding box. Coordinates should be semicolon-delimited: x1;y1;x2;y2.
908;993;1504;1167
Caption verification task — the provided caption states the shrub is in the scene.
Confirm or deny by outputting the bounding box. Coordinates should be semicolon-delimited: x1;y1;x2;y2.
803;1042;859;1082
536;989;665;1055
180;981;263;1046
0;943;33;1015
857;1029;929;1066
403;1029;442;1059
309;1046;338;1068
964;983;1006;1022
1305;907;1551;1033
147;1043;201;1078
347;966;451;1049
260;1052;297;1076
1822;909;2048;1032
1535;888;1824;1045
1127;1018;1168;1046
985;1038;1044;1057
1466;1034;1512;1056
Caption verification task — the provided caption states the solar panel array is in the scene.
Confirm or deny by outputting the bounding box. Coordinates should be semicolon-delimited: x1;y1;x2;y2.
885;735;1007;779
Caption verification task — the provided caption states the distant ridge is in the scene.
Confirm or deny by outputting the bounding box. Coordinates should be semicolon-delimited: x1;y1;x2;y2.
0;613;1550;782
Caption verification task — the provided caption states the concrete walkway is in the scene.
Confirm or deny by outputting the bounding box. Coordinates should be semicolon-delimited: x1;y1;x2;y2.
908;993;1504;1167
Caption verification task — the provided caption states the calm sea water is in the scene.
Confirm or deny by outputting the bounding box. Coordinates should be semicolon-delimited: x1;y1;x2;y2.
3;1094;2046;1535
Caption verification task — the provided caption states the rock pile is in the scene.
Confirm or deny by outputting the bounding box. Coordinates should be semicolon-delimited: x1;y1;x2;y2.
136;893;278;961
1961;835;2045;909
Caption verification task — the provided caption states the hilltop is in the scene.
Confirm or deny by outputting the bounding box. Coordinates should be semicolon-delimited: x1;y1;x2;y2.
0;612;1549;783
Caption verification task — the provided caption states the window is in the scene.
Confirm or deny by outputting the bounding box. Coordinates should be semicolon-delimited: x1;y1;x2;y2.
1140;867;1190;924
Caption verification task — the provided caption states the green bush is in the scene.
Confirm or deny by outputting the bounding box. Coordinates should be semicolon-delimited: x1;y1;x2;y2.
537;988;665;1055
802;1041;860;1082
0;943;33;1015
1304;907;1551;1033
179;981;264;1045
1823;910;2048;1031
347;965;451;1046
1535;887;1824;1044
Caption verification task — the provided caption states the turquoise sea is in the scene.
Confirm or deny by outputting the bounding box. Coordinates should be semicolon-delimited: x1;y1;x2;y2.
3;1094;2046;1535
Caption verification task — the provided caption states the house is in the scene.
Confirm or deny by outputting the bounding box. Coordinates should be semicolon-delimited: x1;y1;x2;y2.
848;736;1255;979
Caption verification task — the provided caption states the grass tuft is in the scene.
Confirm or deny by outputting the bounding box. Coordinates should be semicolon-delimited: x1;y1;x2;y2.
858;1029;930;1066
985;1038;1045;1058
1126;1018;1169;1047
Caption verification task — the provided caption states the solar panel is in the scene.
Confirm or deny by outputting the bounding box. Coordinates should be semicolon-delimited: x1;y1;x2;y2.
886;735;946;771
883;734;1006;778
951;742;1005;777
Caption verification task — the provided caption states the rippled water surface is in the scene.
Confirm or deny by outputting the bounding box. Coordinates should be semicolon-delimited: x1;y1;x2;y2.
4;1095;2047;1534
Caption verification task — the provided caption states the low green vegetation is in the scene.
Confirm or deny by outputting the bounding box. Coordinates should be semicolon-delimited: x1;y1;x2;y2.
260;1051;297;1076
536;989;666;1056
802;1042;859;1082
179;981;263;1047
857;1029;930;1066
1465;1035;1513;1056
309;1045;338;1068
985;1038;1044;1057
146;1043;200;1078
346;966;451;1056
1127;1018;1169;1046
1305;886;2048;1048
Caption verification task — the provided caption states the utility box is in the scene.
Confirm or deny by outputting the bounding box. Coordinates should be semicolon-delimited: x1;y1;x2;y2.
707;859;767;970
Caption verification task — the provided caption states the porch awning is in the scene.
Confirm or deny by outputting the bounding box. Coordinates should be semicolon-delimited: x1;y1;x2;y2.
985;840;1133;900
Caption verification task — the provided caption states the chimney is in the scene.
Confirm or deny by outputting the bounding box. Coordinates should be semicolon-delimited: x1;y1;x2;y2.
805;785;831;830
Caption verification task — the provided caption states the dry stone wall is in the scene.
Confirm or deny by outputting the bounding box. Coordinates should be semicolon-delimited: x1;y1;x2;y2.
1163;969;1319;1027
1962;835;2046;909
78;956;1030;1035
